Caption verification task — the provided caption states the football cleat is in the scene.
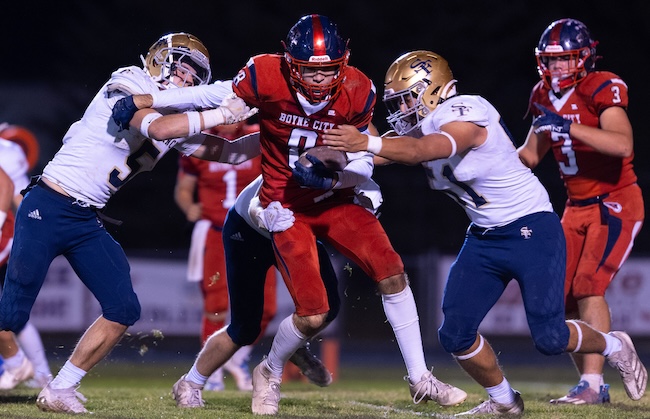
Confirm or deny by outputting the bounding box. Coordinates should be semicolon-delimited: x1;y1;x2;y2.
289;342;333;387
407;369;467;406
606;331;647;400
172;374;205;408
550;380;610;404
0;357;34;390
456;390;524;416
251;361;281;415
36;384;89;414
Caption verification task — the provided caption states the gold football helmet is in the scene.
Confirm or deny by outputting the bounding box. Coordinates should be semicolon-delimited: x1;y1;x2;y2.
142;33;211;88
383;50;456;135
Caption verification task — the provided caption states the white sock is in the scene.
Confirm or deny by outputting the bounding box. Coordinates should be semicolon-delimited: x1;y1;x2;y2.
186;365;209;386
267;315;307;378
580;373;604;390
50;360;86;389
601;332;622;356
486;377;516;404
3;348;26;370
17;321;52;378
382;285;428;382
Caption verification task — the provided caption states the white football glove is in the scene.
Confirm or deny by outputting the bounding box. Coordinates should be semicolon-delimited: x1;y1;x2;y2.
250;200;295;232
218;93;258;124
201;93;258;127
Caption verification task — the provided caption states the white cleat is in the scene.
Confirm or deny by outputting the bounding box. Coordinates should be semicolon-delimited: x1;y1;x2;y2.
456;391;524;417
251;361;281;415
607;331;648;400
407;369;467;406
36;383;89;414
172;374;205;408
0;357;34;390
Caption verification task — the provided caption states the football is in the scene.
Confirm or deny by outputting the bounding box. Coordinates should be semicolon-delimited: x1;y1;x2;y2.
297;146;348;171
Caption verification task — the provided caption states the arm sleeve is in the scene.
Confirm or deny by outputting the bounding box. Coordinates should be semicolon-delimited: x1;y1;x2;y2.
151;80;234;110
333;151;373;189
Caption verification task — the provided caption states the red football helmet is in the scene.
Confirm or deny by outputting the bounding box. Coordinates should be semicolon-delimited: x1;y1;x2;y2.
0;124;40;171
535;18;598;93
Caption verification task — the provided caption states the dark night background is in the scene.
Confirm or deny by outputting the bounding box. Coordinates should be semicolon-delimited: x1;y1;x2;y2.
2;0;649;259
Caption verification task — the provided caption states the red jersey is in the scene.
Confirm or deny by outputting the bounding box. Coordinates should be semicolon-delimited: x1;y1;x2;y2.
178;155;262;227
530;71;637;200
232;54;376;211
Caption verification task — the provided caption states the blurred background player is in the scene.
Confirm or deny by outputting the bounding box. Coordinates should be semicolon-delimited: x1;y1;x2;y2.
0;32;254;414
174;120;268;391
0;125;53;390
518;18;644;405
323;49;646;415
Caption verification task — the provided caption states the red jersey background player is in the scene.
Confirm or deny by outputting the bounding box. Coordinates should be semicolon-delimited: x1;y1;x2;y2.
233;14;466;415
174;121;275;391
518;18;644;405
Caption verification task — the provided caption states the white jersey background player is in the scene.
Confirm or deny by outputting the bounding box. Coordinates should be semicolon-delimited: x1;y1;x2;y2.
323;50;646;415
0;32;255;415
0;136;53;390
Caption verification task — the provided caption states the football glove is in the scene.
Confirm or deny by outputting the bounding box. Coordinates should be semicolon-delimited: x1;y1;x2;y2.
532;103;572;135
112;95;138;131
255;201;295;232
292;154;336;189
217;94;258;124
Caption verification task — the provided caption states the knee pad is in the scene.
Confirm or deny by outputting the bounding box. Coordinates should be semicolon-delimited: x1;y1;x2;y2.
103;294;141;326
531;322;568;356
438;322;476;354
227;323;262;346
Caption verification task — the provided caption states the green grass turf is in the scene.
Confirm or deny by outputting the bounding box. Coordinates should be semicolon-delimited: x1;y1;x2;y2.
1;361;649;418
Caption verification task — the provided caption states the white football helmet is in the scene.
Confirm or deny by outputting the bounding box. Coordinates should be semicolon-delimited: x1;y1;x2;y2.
383;50;457;136
142;32;211;88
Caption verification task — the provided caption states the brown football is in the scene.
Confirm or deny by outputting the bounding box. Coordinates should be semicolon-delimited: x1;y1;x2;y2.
297;146;348;171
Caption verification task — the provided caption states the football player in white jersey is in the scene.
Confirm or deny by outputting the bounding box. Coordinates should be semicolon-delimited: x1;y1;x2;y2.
323;50;646;415
0;32;255;414
0;131;53;390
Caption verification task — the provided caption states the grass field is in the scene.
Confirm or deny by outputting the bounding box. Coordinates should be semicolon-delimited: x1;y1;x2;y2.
1;360;649;418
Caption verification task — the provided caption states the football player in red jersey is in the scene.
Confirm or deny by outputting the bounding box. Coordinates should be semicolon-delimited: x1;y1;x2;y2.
175;121;270;392
231;14;466;415
518;18;644;405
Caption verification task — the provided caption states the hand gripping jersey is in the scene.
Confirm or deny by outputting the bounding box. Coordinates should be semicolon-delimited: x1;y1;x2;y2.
419;95;553;227
530;71;637;200
232;54;376;211
42;66;206;208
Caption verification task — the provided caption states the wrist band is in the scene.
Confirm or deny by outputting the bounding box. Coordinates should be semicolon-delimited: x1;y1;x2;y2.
0;210;6;229
185;111;202;136
439;131;457;158
139;112;163;138
366;135;383;154
201;108;225;128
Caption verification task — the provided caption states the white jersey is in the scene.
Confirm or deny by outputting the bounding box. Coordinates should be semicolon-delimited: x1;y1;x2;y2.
233;175;270;238
419;95;552;227
0;138;30;193
41;66;208;208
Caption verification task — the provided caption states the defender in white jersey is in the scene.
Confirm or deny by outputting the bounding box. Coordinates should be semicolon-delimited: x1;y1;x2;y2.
0;32;255;415
324;50;646;415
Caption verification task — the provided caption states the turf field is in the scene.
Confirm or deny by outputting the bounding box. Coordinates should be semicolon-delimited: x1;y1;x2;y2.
2;335;649;418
